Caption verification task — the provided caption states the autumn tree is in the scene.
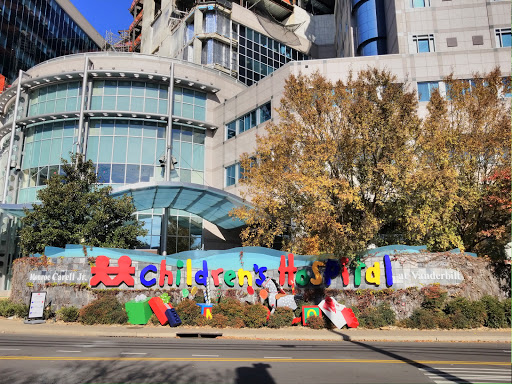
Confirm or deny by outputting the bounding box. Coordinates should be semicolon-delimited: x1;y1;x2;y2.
20;154;147;255
402;69;511;259
231;69;421;257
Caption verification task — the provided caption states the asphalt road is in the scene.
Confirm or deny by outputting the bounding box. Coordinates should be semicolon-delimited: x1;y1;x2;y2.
0;335;510;384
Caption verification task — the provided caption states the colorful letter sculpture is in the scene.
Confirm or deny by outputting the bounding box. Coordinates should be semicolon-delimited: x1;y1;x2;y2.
196;303;213;320
318;296;359;329
125;298;153;325
302;305;322;326
148;297;182;327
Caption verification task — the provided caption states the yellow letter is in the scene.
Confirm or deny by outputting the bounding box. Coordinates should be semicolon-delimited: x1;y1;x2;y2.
237;269;252;287
365;262;381;286
310;261;325;285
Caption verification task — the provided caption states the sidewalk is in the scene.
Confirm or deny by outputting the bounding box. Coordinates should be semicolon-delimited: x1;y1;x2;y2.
0;317;510;343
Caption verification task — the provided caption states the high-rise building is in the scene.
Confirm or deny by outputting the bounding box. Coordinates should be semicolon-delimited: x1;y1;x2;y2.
0;0;103;85
0;0;509;289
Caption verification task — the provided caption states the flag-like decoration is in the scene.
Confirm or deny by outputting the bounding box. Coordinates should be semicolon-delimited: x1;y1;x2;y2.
318;296;359;329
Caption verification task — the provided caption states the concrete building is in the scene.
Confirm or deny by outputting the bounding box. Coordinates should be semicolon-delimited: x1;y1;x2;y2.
0;0;510;289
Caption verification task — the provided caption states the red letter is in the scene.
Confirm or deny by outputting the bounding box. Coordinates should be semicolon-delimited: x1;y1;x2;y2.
211;268;224;286
159;260;173;287
340;257;349;286
278;253;297;287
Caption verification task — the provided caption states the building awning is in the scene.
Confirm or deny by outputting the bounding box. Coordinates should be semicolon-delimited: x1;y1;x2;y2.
0;182;250;229
111;181;249;229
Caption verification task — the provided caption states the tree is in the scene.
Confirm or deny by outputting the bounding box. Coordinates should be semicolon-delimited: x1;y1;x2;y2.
20;154;147;255
402;69;510;259
231;69;421;257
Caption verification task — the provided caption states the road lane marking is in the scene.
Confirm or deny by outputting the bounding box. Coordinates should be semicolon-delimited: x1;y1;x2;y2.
264;357;292;359
0;356;509;365
192;354;219;357
120;352;147;355
0;348;20;351
56;350;81;353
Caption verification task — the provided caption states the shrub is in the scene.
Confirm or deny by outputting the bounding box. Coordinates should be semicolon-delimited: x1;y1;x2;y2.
444;297;486;329
79;296;127;325
212;297;245;327
175;299;201;326
57;306;80;322
268;307;294;328
149;314;160;325
306;315;325;330
405;308;452;329
0;300;29;318
480;296;507;328
502;298;511;327
243;304;268;328
357;303;396;329
209;313;228;328
421;285;447;310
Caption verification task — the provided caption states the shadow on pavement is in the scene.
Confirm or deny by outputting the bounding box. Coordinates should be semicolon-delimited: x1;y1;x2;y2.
329;329;472;384
235;363;276;384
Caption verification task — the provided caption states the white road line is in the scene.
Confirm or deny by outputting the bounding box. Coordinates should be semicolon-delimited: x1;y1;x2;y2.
192;354;220;357
120;352;147;355
56;350;81;353
0;348;20;351
264;357;292;359
422;368;510;372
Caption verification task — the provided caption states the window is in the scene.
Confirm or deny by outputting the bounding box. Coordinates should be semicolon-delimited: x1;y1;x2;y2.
417;81;439;102
502;77;511;98
496;28;511;48
225;164;237;187
413;34;435;53
225;101;271;140
412;0;429;7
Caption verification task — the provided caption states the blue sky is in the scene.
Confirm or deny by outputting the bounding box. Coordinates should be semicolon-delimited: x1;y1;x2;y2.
71;0;134;37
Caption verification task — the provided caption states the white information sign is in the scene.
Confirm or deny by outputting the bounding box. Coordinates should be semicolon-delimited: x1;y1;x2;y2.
28;292;46;319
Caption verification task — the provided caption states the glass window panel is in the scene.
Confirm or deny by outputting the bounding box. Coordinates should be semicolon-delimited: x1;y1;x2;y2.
49;138;62;164
195;92;206;107
146;83;159;98
31;141;41;168
97;163;111;183
111;164;125;183
39;141;51;166
190;235;202;250
115;121;129;135
117;96;130;110
132;82;145;96
22;142;33;169
102;96;116;110
194;106;205;121
144;98;158;113
130;121;143;136
157;126;166;139
56;84;67;98
54;98;66;113
418;39;430;53
159;86;168;99
66;97;78;111
181;127;193;142
29;168;38;187
113;136;127;163
181;103;193;119
183;88;195;104
100;120;115;135
90;96;102;110
150;236;160;249
191;171;203;184
37;166;49;186
42;125;52;139
154;166;165;181
98;136;113;163
92;81;104;96
158;99;168;114
104;80;117;95
86;136;99;163
173;100;182;116
180;142;192;169
174;87;183;101
128;137;142;164
63;122;76;137
118;81;131;95
62;137;74;162
131;97;144;112
125;164;140;184
143;124;157;138
140;165;154;182
192;144;204;171
151;215;162;236
141;138;155;164
180;169;191;183
156;139;165;162
44;99;56;114
48;165;59;180
193;129;205;144
67;83;79;97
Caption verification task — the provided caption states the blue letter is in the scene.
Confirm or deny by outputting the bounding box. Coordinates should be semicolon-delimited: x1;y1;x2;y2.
140;265;157;287
253;264;267;286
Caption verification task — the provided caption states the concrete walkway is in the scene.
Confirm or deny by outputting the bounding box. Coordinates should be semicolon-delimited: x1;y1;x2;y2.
0;317;510;343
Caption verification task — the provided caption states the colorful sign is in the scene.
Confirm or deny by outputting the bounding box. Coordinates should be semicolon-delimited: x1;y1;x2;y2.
302;305;321;325
89;254;395;289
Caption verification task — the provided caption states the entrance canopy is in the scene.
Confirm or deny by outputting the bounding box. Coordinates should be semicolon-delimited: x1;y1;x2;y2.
0;182;250;229
111;181;249;229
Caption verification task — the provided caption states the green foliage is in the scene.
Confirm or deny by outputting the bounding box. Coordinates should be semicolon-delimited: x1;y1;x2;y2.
420;285;447;310
0;299;28;318
243;303;268;328
175;299;201;326
444;297;486;328
212;297;246;327
306;315;325;330
57;306;80;322
480;296;507;328
209;313;228;328
78;296;127;325
20;154;147;255
149;314;160;325
267;307;294;328
503;298;511;327
405;308;452;329
357;303;396;329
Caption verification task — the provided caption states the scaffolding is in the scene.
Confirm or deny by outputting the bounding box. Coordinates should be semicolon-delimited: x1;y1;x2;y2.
103;30;132;52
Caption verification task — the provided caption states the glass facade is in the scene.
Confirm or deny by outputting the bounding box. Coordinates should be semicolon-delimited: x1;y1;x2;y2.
237;26;308;86
0;0;100;82
417;81;439;102
28;82;82;116
353;0;387;56
226;102;271;139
